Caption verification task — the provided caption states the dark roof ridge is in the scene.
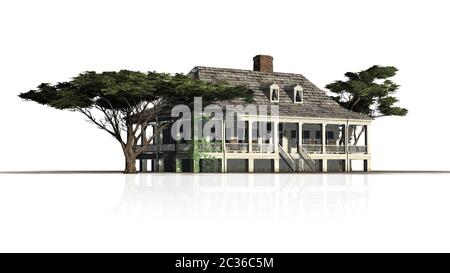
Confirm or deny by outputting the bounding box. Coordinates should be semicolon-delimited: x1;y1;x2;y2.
190;66;307;78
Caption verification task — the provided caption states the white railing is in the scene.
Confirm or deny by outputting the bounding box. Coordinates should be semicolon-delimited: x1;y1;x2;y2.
197;142;222;152
348;146;367;153
225;143;248;153
302;144;322;154
251;143;275;153
176;143;191;152
326;145;345;154
142;144;175;152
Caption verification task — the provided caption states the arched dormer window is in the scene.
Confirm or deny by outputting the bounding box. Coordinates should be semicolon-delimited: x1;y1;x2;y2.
270;83;279;102
294;85;303;104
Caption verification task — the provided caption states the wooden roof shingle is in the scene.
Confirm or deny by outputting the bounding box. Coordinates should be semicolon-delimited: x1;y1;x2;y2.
188;66;372;121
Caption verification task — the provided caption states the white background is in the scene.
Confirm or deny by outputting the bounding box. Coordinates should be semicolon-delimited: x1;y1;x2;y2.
1;0;450;253
1;0;449;171
1;173;450;252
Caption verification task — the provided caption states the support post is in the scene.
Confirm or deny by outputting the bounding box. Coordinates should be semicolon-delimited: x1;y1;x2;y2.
345;121;349;172
248;159;254;173
139;124;148;172
248;120;252;153
175;158;182;172
365;124;370;154
222;118;227;172
154;123;160;172
273;121;279;173
140;159;147;172
274;121;279;153
322;123;327;154
297;122;303;153
364;124;371;172
158;159;164;172
322;159;328;172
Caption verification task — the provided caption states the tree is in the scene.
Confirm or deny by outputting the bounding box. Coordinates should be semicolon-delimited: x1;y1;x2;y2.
19;70;253;173
325;65;408;144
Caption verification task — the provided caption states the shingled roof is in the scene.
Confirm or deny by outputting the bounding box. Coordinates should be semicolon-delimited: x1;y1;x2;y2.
188;66;372;121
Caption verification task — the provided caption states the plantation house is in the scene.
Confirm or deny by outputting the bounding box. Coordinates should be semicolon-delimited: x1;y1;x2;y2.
137;55;372;173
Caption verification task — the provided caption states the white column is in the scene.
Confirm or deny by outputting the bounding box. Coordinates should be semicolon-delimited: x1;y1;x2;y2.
158;159;164;172
322;123;327;154
274;121;279;152
248;120;252;153
322;159;328;172
345;123;349;172
298;122;303;153
364;124;371;172
248;159;254;173
222;118;227;172
140;159;147;172
365;124;370;154
175;158;182;172
140;125;148;172
274;121;279;172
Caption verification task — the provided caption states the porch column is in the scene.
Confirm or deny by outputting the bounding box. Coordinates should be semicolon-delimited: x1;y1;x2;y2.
273;121;279;172
140;125;148;172
248;159;254;173
175;158;182;172
221;118;227;172
248;120;253;153
365;124;370;154
322;159;328;172
158;159;164;172
364;124;371;172
139;160;147;172
154;122;161;172
344;122;349;172
322;123;327;154
297;122;303;153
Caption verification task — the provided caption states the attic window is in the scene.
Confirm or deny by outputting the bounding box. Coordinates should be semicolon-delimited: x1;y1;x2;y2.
294;85;303;103
270;83;279;102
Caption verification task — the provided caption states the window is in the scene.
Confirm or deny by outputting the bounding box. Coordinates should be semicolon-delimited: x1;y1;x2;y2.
326;131;334;139
294;85;303;103
270;83;279;102
315;131;321;139
303;130;310;139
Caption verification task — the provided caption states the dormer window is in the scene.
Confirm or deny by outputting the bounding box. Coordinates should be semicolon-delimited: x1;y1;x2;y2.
270;83;279;102
294;85;303;104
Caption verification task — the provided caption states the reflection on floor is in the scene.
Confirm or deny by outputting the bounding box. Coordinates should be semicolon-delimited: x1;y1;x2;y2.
117;174;368;219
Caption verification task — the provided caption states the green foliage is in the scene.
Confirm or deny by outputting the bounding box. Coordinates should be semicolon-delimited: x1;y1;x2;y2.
19;70;252;173
325;65;407;118
19;70;253;112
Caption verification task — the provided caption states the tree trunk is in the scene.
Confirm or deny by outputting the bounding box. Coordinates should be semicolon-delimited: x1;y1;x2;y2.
123;150;137;173
124;158;137;173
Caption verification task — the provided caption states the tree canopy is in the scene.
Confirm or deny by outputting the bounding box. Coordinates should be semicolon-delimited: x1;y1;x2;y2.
325;65;407;118
19;70;253;173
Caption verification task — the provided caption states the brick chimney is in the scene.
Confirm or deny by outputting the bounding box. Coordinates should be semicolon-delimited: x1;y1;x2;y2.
253;55;273;73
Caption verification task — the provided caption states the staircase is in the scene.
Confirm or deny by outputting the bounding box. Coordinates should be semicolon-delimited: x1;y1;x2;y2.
278;144;297;172
278;144;316;172
297;145;316;172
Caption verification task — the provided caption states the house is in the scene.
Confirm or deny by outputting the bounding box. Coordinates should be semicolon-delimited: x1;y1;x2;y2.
137;55;372;173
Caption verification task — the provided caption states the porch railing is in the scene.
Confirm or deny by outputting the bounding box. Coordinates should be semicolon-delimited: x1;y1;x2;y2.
326;145;345;154
141;144;175;152
348;145;367;154
225;143;248;153
197;142;222;152
302;144;322;154
252;143;275;153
